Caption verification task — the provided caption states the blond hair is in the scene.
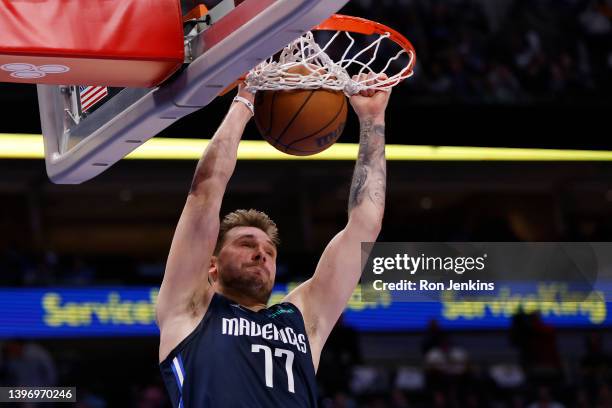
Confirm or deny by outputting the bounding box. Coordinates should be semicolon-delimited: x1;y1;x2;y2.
214;209;279;255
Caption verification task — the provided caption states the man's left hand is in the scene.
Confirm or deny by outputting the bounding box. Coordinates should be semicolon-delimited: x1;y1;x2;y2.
349;73;391;122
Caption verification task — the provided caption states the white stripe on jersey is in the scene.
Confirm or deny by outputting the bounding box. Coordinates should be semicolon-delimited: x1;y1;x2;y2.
172;356;184;386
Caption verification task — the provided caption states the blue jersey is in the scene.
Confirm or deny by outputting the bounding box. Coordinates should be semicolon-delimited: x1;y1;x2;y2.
160;293;318;407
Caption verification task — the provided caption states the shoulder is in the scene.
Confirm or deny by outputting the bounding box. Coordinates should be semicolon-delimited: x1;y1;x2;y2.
269;301;300;314
266;301;307;327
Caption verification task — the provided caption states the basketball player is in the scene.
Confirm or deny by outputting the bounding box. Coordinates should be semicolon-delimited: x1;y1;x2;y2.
156;74;390;407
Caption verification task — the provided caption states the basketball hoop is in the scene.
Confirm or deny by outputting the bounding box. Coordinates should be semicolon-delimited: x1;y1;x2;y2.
246;14;416;96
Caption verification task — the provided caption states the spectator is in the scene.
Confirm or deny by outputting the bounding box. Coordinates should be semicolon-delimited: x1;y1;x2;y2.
580;332;612;400
318;315;362;395
136;384;166;408
422;319;445;355
527;386;565;408
1;340;57;387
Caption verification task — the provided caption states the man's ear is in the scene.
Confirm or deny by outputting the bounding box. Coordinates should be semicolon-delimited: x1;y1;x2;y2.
208;256;218;285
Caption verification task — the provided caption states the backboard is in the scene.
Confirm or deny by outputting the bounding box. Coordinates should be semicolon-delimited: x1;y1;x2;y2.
35;0;349;184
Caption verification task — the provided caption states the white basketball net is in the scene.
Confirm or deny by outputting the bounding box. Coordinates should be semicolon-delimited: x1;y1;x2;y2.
246;30;415;96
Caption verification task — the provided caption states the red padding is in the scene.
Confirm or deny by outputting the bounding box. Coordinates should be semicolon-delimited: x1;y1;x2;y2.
0;0;184;87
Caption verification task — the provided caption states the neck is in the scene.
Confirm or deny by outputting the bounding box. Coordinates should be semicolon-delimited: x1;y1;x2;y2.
216;286;267;312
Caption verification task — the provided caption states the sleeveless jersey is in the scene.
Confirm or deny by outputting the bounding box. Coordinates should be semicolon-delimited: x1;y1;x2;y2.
160;293;318;407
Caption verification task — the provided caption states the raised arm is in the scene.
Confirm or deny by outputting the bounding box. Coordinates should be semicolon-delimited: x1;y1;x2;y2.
156;86;254;361
285;75;390;369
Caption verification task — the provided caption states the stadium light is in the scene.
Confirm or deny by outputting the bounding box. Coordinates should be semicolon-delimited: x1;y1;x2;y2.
2;133;612;161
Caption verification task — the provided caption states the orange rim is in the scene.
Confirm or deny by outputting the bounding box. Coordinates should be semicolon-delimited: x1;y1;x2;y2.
183;5;209;22
314;14;416;78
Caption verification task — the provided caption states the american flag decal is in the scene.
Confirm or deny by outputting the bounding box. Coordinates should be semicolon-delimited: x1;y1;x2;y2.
79;86;108;112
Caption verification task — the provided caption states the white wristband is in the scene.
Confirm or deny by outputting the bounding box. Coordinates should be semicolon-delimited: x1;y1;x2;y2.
233;96;254;116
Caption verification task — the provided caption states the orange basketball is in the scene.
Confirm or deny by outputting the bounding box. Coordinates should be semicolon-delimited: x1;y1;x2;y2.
254;67;347;156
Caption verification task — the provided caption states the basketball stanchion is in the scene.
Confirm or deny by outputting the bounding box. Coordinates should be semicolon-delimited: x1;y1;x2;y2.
1;0;351;184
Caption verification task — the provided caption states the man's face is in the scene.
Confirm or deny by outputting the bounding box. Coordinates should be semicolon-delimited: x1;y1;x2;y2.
212;226;277;304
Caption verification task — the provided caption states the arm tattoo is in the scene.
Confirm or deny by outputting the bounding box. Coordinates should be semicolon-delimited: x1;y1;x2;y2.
348;119;386;213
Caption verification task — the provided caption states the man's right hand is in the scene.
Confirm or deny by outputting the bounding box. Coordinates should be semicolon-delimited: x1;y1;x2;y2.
237;81;255;105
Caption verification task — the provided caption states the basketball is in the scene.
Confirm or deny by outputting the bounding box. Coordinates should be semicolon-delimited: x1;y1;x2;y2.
254;67;348;156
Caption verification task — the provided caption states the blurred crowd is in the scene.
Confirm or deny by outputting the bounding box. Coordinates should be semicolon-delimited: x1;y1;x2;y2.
1;317;610;407
315;317;612;408
342;0;612;104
